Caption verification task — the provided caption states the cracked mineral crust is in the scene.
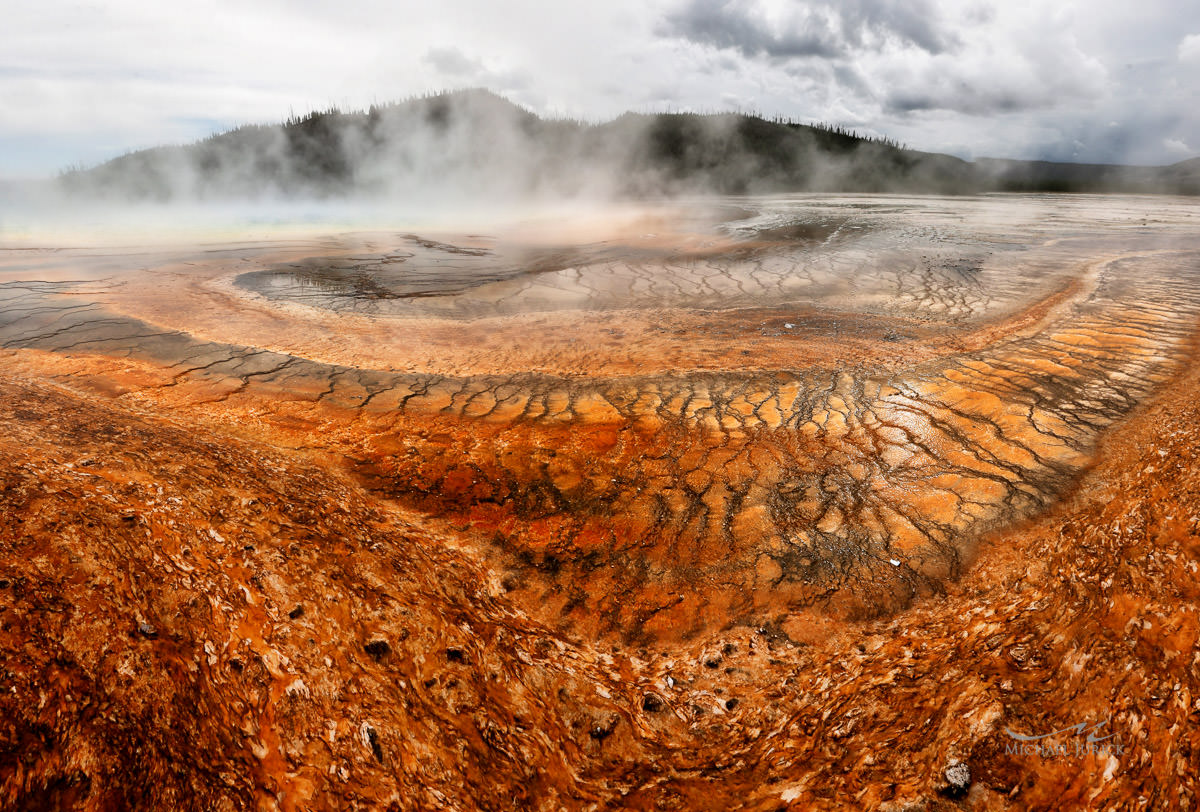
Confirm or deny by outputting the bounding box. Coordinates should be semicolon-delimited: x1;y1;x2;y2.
2;195;1199;810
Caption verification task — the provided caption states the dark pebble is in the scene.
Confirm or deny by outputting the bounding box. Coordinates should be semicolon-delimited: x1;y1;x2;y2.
364;639;391;660
365;726;384;763
445;647;465;663
642;693;664;713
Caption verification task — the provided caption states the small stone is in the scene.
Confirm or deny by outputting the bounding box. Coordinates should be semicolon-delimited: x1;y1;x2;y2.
944;759;970;793
1007;645;1029;665
725;698;739;711
359;723;384;763
642;693;665;713
288;605;305;619
364;639;391;660
137;621;157;638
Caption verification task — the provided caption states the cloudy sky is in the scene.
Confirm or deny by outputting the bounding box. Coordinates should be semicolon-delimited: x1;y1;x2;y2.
2;0;1198;178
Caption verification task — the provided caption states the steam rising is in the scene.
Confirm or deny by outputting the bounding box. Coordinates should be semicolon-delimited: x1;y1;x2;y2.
50;89;984;205
5;87;1195;240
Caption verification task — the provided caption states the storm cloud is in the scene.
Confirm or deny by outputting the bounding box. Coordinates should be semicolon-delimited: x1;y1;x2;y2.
660;0;953;60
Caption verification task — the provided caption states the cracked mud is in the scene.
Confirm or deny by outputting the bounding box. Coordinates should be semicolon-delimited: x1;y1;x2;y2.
3;195;1200;809
4;198;1197;639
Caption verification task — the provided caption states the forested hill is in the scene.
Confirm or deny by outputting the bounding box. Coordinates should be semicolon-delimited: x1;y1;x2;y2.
60;89;1199;200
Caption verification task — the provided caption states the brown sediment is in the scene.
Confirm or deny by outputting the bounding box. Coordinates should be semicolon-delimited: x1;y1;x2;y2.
1;195;1199;809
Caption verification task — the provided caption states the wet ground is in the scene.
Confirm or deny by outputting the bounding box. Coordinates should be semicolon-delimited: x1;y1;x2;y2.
1;194;1199;809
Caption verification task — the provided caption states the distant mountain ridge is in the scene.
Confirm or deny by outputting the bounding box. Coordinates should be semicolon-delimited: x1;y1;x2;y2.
974;156;1200;195
60;89;1200;200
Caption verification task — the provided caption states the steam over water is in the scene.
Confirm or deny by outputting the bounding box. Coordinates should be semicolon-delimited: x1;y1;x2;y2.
5;192;1200;808
3;193;1199;637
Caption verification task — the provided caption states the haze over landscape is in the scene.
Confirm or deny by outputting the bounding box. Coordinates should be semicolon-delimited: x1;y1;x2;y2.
3;3;1200;812
45;90;1200;204
2;0;1199;181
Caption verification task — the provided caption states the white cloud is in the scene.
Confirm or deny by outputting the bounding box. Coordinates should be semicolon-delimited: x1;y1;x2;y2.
1180;33;1200;62
0;0;1197;175
1164;137;1192;156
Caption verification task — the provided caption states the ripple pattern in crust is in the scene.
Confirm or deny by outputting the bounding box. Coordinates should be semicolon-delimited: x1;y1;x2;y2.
4;195;1200;809
1;197;1199;646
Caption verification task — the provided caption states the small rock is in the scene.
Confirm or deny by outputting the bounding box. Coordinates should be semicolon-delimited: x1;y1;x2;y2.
642;693;665;713
1007;645;1029;666
364;639;391;660
137;621;157;639
944;759;970;794
725;698;739;711
288;605;305;619
359;723;384;763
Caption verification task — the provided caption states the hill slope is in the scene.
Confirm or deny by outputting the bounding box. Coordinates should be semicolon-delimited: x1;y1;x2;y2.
975;156;1200;195
60;89;1197;201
